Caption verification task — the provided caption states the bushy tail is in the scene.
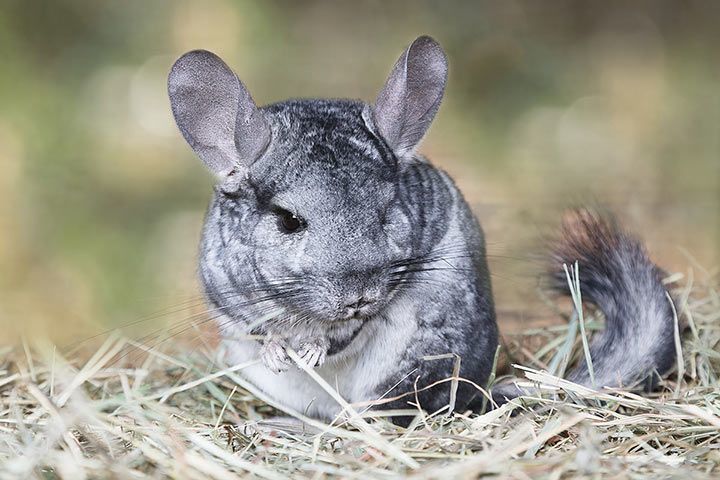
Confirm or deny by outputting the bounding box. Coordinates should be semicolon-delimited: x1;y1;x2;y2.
491;208;678;406
548;208;677;389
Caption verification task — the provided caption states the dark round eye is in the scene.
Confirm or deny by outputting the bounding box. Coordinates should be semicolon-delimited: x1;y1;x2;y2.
274;207;305;233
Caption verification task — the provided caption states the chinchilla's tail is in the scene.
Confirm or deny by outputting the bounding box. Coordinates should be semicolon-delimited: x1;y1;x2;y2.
548;208;677;389
492;208;678;405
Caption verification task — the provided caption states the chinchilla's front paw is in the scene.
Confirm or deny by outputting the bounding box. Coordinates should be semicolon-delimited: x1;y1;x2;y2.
260;338;291;374
296;339;329;369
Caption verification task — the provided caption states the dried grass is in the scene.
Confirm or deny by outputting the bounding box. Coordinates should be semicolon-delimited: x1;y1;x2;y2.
0;267;718;479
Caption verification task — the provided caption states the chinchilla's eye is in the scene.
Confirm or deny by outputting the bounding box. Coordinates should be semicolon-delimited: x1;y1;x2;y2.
272;206;305;233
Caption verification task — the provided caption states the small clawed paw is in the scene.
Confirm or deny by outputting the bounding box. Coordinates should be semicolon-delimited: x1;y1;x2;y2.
260;339;291;374
297;342;327;369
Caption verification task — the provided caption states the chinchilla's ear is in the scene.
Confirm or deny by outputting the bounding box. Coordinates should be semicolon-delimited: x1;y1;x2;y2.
369;36;447;158
168;50;270;180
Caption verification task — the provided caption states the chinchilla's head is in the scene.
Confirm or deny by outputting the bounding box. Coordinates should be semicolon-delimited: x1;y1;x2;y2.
168;36;449;324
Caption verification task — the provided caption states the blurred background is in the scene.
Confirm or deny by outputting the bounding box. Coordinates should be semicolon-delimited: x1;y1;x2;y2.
0;0;718;344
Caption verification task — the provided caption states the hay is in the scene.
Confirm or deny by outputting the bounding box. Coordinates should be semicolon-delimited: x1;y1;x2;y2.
0;268;718;479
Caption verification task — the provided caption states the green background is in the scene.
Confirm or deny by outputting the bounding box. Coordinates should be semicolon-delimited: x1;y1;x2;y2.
1;0;717;342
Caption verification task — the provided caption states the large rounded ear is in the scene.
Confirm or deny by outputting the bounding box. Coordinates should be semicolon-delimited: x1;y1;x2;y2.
370;36;448;158
168;50;270;180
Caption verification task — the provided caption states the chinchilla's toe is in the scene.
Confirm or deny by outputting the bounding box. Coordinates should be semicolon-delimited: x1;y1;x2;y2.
260;339;291;374
297;342;327;368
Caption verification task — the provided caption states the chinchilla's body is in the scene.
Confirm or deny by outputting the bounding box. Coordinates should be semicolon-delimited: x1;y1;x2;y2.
202;129;495;418
168;36;677;423
196;99;496;419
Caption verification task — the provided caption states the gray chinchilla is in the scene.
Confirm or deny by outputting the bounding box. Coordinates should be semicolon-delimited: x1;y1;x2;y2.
167;36;677;423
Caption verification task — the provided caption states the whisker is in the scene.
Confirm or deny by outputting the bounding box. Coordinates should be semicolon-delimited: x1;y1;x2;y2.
112;285;303;365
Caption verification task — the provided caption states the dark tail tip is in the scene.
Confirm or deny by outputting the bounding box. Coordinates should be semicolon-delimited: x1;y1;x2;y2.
548;208;622;293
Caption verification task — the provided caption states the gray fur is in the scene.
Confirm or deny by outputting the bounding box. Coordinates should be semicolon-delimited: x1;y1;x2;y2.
168;37;675;424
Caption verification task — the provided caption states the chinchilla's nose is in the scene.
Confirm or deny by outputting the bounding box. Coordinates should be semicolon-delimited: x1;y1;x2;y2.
341;295;377;319
343;295;373;310
339;287;381;320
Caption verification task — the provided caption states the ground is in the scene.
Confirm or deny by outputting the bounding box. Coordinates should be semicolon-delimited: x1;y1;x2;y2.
0;269;718;479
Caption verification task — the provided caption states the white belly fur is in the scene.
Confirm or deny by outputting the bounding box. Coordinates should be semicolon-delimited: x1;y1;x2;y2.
219;297;418;420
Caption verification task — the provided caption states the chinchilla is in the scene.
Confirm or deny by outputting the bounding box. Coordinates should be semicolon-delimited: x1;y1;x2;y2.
167;36;678;423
